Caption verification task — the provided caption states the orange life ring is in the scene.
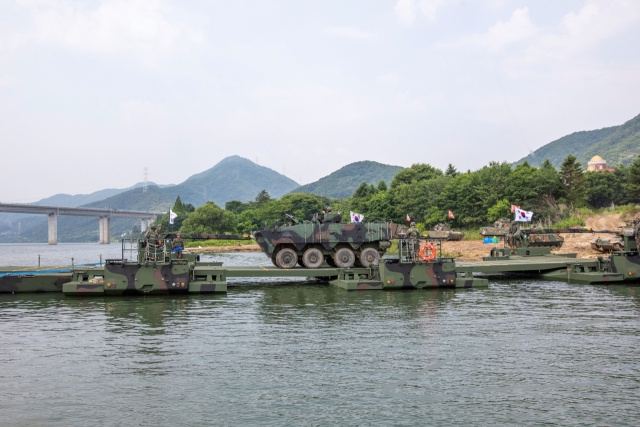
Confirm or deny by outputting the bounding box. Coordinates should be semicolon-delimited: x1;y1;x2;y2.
419;244;436;262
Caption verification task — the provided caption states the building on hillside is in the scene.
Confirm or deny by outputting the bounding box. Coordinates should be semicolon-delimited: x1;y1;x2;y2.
587;155;615;172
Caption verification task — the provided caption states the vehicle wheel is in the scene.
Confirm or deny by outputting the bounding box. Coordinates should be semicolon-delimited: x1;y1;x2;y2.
359;248;379;268
271;257;278;267
325;256;336;267
333;248;355;268
302;248;324;269
275;248;298;269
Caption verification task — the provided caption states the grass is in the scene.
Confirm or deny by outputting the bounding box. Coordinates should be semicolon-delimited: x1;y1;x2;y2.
551;216;586;228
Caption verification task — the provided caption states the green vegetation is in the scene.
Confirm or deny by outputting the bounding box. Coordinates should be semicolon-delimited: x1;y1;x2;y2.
552;217;586;228
348;156;640;230
515;113;640;168
288;161;403;199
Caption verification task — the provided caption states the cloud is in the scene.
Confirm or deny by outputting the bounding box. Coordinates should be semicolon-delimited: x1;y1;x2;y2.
395;0;456;25
327;26;375;39
437;7;537;51
3;0;202;60
395;0;417;26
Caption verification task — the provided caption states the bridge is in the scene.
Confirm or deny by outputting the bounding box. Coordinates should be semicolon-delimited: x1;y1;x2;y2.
0;203;166;245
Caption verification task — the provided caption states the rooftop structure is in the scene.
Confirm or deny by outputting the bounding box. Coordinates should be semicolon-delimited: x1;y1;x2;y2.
587;155;615;172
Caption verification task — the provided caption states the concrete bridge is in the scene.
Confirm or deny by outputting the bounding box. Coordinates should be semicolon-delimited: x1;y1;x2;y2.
0;203;165;244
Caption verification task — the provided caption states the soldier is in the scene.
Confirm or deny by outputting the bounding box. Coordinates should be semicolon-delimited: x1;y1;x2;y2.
157;225;163;238
172;234;184;259
406;222;421;239
406;222;421;261
144;224;158;240
144;225;159;261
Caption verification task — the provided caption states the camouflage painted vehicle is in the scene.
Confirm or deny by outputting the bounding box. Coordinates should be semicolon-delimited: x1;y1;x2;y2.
503;223;565;249
0;268;71;293
425;223;465;241
480;219;511;239
590;217;640;253
253;212;398;269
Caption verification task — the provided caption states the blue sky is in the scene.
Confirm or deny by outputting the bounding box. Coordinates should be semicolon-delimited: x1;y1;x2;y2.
1;0;639;202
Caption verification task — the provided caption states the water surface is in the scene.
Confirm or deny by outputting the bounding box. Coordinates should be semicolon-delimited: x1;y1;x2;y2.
0;249;639;425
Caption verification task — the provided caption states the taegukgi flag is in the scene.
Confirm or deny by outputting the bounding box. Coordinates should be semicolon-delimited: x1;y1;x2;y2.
350;211;364;223
169;209;178;225
514;207;533;222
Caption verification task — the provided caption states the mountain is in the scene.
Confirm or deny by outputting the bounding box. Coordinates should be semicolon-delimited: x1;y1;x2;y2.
0;156;298;242
288;161;404;199
162;155;299;207
515;113;640;168
33;181;171;208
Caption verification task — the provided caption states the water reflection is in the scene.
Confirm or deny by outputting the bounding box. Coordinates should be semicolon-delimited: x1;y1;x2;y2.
1;255;640;425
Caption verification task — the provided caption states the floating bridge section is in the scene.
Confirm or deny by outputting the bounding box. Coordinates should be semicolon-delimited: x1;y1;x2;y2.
0;203;165;245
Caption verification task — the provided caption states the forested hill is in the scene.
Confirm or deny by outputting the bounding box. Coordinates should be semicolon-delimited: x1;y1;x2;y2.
514;113;640;168
163;155;299;207
288;161;403;198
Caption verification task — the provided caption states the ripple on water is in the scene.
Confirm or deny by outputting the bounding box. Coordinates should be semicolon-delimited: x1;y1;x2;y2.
0;252;639;425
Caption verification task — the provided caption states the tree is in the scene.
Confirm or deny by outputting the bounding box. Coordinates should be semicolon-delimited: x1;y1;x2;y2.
183;203;195;213
627;155;640;201
377;180;388;192
255;190;272;207
558;154;587;208
353;182;373;199
487;199;511;222
225;200;245;214
445;164;458;177
179;202;237;234
390;164;443;188
172;196;185;213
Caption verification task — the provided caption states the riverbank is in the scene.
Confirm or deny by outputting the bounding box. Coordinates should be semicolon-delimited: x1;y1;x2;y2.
442;212;625;261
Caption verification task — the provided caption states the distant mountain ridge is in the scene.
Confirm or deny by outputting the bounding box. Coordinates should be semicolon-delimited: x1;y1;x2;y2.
162;155;299;207
289;161;404;199
515;113;640;168
0;156;299;242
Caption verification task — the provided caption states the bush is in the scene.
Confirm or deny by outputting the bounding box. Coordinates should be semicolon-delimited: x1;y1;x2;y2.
552;217;585;228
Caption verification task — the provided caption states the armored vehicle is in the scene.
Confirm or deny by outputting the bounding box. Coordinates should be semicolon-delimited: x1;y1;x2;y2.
253;212;398;269
590;217;640;252
504;223;565;249
480;219;511;239
426;223;465;241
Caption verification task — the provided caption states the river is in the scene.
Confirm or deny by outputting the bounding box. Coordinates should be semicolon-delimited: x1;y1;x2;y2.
0;245;639;425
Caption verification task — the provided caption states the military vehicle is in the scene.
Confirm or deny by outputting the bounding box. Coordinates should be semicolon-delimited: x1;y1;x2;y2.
253;212;398;269
590;217;640;252
503;223;566;249
480;219;511;239
425;223;465;241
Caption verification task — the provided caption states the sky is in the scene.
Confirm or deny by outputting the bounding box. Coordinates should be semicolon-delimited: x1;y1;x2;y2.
1;0;639;202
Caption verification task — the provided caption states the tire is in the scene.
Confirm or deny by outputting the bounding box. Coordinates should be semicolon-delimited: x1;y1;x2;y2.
302;248;324;269
333;247;355;268
271;257;278;267
275;248;298;269
359;247;379;268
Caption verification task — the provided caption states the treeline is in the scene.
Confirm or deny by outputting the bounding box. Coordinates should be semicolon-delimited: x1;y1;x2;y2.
149;155;640;236
350;155;640;227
